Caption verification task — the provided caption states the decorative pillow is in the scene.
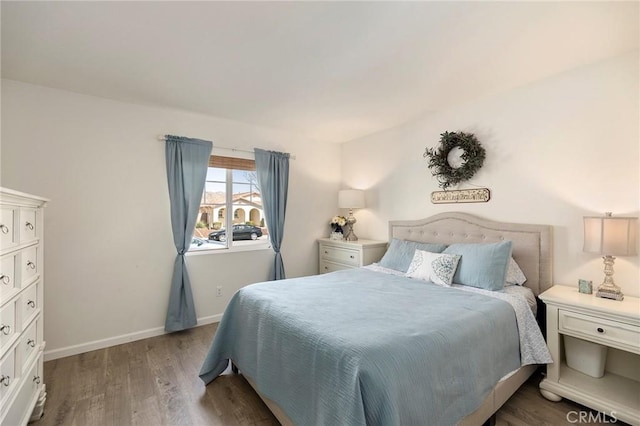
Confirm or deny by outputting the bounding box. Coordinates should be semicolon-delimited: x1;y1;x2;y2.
505;257;527;286
378;239;448;273
443;241;513;291
406;250;461;287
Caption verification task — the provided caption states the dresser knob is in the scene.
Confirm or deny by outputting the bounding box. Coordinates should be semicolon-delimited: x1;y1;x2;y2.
27;300;36;308
0;224;8;234
33;376;41;385
25;222;34;231
0;274;9;285
597;327;605;334
350;255;354;259
27;339;36;347
324;251;328;254
0;375;10;386
27;261;36;270
0;324;10;335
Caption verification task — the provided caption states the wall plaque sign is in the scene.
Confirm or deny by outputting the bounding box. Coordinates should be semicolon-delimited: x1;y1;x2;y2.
431;188;491;204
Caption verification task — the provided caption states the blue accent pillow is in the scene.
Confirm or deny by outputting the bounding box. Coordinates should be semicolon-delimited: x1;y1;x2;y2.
443;241;513;291
379;239;448;273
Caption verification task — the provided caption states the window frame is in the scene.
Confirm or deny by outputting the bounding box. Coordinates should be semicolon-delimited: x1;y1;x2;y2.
187;154;271;256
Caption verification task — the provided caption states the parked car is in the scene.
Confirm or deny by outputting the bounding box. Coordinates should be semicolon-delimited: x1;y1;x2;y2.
208;224;263;242
191;237;209;246
190;236;214;250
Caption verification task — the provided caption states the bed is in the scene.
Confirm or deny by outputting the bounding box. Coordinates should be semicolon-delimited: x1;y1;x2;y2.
200;212;553;425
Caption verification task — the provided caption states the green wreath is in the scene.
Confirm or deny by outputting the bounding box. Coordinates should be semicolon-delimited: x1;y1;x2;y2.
423;131;486;190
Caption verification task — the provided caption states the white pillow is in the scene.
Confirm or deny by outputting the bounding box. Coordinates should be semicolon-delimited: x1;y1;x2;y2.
406;250;461;287
506;257;527;286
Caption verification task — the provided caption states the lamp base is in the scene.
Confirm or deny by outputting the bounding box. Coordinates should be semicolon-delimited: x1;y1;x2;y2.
344;230;358;241
343;210;358;241
595;255;624;301
596;287;624;301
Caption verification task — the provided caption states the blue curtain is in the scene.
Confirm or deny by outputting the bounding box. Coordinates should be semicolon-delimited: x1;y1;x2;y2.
254;148;290;280
164;135;212;332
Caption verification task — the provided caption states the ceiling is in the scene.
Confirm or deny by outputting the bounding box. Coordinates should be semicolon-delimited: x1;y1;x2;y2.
2;1;638;143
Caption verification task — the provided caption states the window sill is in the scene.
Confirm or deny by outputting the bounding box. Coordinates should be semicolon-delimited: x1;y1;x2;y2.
186;242;272;256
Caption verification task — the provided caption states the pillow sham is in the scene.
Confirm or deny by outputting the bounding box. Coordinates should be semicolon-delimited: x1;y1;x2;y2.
443;241;512;291
406;250;461;287
505;257;527;286
378;239;448;273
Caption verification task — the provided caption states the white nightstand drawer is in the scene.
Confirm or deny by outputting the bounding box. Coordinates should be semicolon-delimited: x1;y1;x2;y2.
320;260;353;274
559;309;640;354
320;246;360;266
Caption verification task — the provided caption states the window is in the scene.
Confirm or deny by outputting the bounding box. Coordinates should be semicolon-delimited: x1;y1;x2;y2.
190;155;269;252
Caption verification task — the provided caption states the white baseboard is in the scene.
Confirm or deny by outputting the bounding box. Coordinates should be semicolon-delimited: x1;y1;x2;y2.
44;314;222;361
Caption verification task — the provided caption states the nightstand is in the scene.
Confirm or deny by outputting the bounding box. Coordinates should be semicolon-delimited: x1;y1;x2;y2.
539;285;640;425
317;238;387;274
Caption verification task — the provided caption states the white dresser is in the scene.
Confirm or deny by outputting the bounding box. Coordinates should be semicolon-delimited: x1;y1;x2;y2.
0;188;48;426
318;238;387;274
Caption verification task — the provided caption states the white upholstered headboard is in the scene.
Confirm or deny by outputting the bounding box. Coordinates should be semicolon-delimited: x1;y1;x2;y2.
389;212;553;296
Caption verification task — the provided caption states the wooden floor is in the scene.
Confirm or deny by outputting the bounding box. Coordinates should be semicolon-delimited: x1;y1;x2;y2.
36;323;622;426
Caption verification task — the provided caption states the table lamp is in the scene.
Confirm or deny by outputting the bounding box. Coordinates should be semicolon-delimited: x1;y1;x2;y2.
338;189;365;241
583;212;637;301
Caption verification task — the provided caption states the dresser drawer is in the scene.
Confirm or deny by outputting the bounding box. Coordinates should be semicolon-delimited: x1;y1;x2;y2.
2;352;42;426
21;282;40;328
20;319;40;373
21;246;39;285
0;346;18;405
0;300;17;353
0;252;19;299
0;207;17;250
320;245;360;266
559;309;640;354
19;208;38;245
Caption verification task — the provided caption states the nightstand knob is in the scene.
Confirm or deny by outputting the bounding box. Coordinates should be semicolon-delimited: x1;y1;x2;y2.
349;255;354;259
597;327;605;334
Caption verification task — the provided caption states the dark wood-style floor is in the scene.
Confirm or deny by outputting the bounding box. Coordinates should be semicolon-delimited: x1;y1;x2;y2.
37;323;618;426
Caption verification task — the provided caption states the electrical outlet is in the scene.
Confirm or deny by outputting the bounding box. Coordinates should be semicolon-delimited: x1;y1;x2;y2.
216;286;222;297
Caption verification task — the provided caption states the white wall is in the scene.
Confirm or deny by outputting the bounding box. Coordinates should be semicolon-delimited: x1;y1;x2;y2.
1;80;340;359
342;52;640;297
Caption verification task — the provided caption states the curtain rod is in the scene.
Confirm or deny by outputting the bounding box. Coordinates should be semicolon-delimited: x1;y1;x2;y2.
157;135;296;159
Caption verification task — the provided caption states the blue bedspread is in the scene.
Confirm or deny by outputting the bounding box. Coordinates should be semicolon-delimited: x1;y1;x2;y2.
200;268;521;425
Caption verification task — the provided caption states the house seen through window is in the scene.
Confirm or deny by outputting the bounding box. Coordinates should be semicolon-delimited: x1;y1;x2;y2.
191;155;269;251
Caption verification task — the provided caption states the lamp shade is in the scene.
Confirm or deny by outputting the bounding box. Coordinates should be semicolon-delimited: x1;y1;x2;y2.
338;189;365;209
583;215;638;256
